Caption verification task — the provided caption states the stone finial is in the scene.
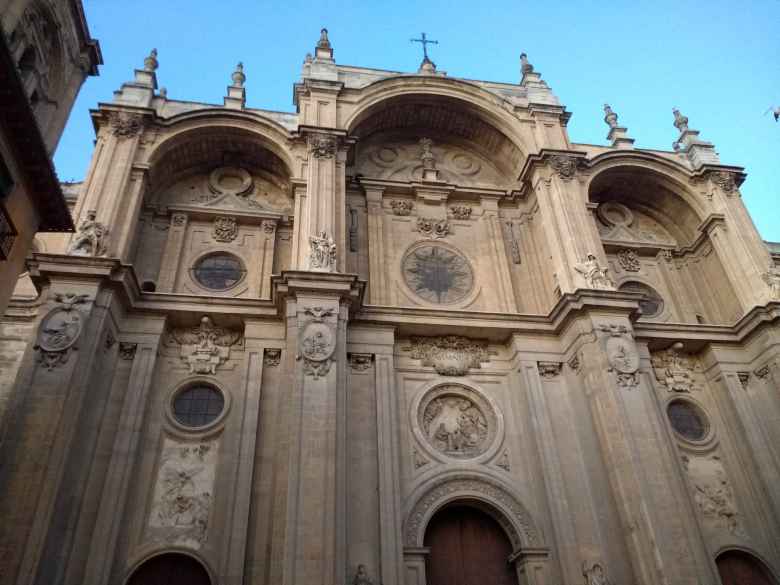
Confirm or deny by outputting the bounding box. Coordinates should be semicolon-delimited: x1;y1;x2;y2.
520;52;534;75
317;28;331;49
159;87;167;99
418;55;437;74
231;62;246;87
304;52;313;64
603;104;619;129
673;108;689;133
143;48;158;72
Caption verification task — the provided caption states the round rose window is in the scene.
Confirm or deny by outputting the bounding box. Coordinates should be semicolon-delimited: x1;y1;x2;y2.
172;384;225;428
402;245;474;304
667;399;708;441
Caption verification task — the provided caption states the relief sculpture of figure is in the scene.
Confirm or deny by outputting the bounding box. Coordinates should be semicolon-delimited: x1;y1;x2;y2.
352;564;373;585
582;561;612;585
575;254;615;290
68;210;109;257
763;266;780;299
309;230;337;271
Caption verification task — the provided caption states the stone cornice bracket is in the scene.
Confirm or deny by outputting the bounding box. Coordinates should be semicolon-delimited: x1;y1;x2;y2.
404;335;491;376
297;128;352;159
348;352;374;372
516;149;588;185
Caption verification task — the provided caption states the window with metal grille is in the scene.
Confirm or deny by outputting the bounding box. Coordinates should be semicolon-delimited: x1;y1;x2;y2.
172;384;225;428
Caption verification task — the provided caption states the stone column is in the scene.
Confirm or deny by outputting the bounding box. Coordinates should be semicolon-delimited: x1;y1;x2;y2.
156;212;188;292
81;332;163;585
276;272;362;585
364;185;387;305
294;133;347;272
259;220;278;299
481;195;517;312
576;314;717;585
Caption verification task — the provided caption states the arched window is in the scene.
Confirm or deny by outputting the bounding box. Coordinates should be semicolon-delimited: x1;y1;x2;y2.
127;553;211;585
716;550;777;585
424;505;515;585
618;281;664;318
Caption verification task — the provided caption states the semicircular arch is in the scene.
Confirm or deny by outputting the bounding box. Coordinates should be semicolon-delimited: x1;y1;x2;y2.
404;472;543;550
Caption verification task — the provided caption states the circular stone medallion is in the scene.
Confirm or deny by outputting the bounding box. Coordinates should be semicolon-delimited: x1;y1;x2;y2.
418;385;497;460
605;335;639;373
402;245;474;304
300;322;335;362
37;308;83;352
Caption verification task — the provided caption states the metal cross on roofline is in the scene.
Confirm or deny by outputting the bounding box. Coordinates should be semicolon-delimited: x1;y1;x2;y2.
410;32;438;60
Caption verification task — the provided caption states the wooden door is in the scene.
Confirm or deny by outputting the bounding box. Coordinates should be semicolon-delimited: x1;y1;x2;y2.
424;505;516;585
127;553;211;585
717;551;776;585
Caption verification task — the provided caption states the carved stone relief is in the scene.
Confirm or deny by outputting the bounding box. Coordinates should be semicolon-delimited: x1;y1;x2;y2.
402;245;474;305
548;154;578;180
297;306;337;379
413;448;430;469
598;324;640;389
160;167;291;213
762;266;780;299
108;111;145;138
351;564;374;585
537;361;562;379
596;201;676;246
34;293;90;370
119;342;137;360
309;134;337;159
406;335;490;376
354;139;509;188
390;199;413;216
681;453;745;537
450;205;472;220
349;353;373;372
212;216;238;242
169;316;243;375
263;348;281;367
497;450;511;472
617;248;641;272
147;438;218;549
416;217;450;239
709;171;737;195
575;254;615;290
582;560;614;585
651;342;702;393
68;210;109;257
419;385;494;459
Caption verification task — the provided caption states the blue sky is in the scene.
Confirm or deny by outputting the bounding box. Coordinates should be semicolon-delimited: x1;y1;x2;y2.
55;0;779;240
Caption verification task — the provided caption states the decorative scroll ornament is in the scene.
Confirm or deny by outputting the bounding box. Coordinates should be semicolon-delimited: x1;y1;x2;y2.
582;560;614;585
390;200;413;216
309;134;337;159
407;335;490;376
762;266;780;299
597;324;639;389
263;348;281;367
617;249;641;272
537;361;562;378
35;293;90;370
650;342;702;393
308;230;337;272
108;111;145;138
709;171;737;194
170;316;243;375
568;352;582;373
575;254;616;290
450;205;472;220
417;217;450;239
681;453;745;537
68;210;109;257
754;364;771;381
303;305;336;322
148;439;217;548
212;216;238;242
737;372;750;388
548;154;578;180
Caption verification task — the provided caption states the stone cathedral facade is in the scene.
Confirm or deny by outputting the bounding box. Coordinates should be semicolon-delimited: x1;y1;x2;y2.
1;30;779;585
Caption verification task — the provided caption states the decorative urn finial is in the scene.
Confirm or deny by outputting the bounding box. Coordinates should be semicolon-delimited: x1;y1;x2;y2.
317;28;331;49
144;48;158;72
304;52;313;64
603;104;619;129
231;62;246;87
520;52;534;75
673;108;689;133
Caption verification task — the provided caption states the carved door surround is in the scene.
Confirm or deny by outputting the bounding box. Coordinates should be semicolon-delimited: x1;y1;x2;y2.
402;473;549;585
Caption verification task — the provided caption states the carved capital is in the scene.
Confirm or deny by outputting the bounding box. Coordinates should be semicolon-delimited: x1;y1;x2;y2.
537;361;562;378
107;111;145;138
390;199;413;216
547;154;579;180
449;205;472;220
263;348;281;367
308;133;338;159
708;171;738;195
119;342;138;360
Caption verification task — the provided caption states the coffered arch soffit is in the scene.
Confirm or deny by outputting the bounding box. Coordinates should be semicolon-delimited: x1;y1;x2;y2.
587;155;707;247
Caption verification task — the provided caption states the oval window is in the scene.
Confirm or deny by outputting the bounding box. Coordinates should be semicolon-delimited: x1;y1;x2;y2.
667;399;708;441
192;253;245;290
172;384;225;428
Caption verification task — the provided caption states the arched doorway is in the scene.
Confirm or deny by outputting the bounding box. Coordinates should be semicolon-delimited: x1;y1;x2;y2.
127;553;211;585
424;504;515;585
716;550;777;585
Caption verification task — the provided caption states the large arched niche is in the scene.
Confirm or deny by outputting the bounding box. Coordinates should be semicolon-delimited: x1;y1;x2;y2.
403;473;543;551
123;550;214;585
587;161;703;248
715;548;779;585
347;92;525;190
